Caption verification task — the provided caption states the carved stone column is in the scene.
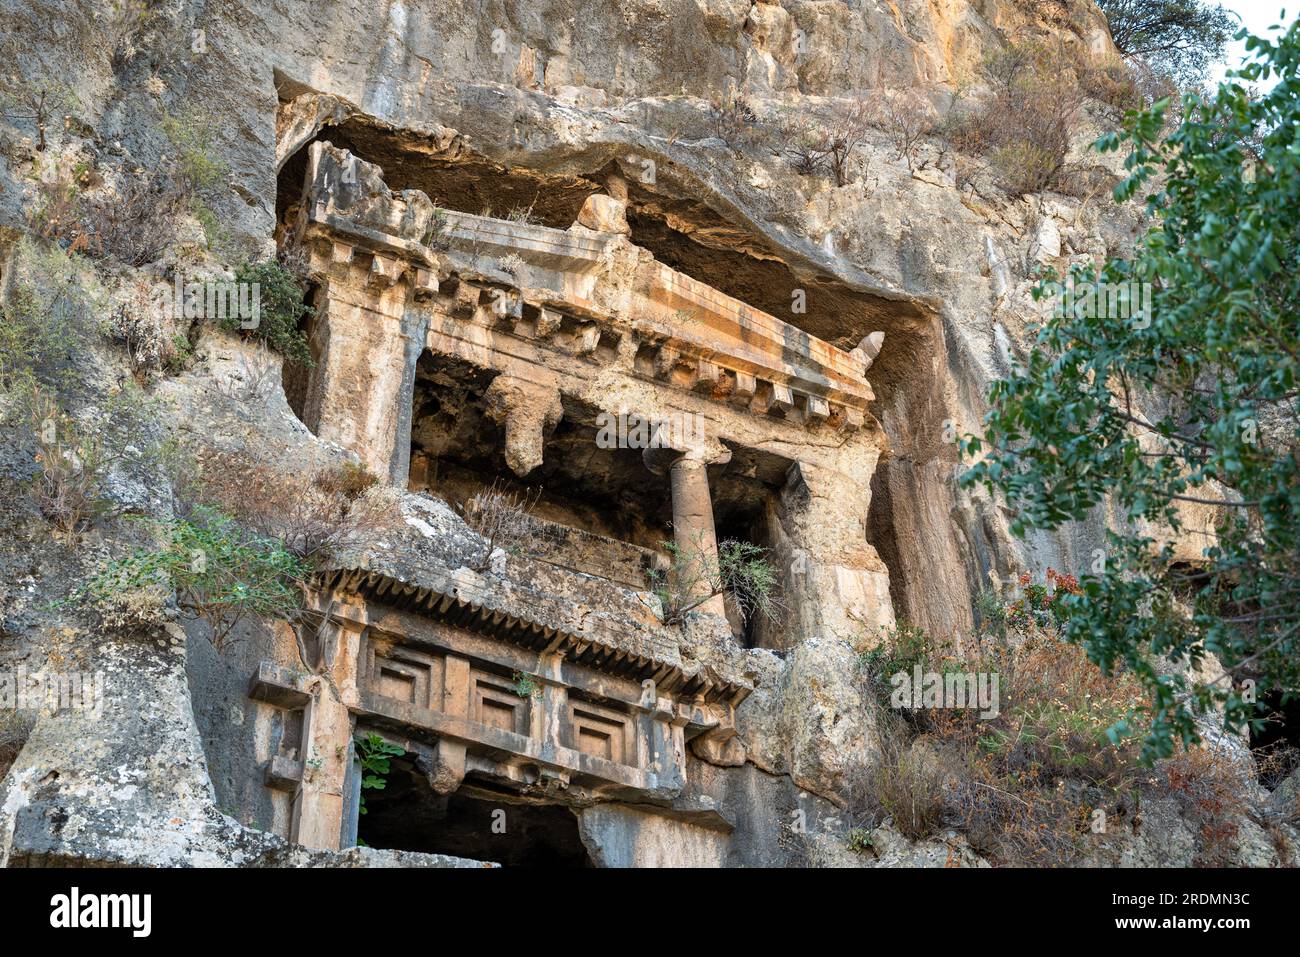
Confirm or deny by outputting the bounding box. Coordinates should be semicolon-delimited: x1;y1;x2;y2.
779;461;895;646
288;617;363;851
644;441;732;618
293;141;440;486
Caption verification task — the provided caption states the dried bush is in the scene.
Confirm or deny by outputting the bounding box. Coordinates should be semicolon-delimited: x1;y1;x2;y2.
776;97;872;186
1081;65;1144;114
871;91;936;173
27;393;118;542
214;345;281;403
1254;740;1300;794
948;42;1083;196
1160;747;1255;866
92;576;170;635
855;710;948;841
460;482;554;571
26;173;85;246
0;39;78;152
26;109;226;267
100;274;183;382
314;460;380;501
710;88;760;150
187;449;401;567
79;167;189;267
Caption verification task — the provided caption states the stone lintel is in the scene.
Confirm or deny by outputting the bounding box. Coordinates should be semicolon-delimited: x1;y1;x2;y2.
360;691;661;793
318;582;752;707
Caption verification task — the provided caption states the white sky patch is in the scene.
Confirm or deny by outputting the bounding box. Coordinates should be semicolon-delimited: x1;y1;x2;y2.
1209;1;1295;91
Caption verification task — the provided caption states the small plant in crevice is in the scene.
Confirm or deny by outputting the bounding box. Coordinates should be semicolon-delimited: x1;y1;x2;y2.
422;206;452;250
512;670;543;699
160;109;226;198
845;826;875;855
354;732;405;816
645;535;783;626
505;200;541;225
0;711;36;783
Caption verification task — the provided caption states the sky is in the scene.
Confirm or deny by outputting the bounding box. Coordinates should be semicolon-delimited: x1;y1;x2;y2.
1209;0;1295;90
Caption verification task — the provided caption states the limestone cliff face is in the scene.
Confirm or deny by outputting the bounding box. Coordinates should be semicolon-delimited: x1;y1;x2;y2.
0;1;1288;868
0;0;1130;635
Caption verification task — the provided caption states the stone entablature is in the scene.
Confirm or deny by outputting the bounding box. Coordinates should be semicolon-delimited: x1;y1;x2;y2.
315;565;750;704
296;141;875;434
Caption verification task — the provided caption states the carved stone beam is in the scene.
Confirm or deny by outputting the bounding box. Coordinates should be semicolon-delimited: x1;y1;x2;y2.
753;380;794;416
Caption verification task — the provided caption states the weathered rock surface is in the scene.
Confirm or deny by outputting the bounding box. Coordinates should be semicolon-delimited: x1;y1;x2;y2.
0;0;1283;869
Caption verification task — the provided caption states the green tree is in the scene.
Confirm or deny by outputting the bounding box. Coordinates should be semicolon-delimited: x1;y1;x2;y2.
1097;0;1238;87
960;21;1300;762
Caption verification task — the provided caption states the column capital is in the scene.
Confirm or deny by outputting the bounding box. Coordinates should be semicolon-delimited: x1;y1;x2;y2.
642;438;731;476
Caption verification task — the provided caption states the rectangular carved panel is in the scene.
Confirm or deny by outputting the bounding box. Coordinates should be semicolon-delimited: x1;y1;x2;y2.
472;671;530;736
362;631;443;711
567;700;632;766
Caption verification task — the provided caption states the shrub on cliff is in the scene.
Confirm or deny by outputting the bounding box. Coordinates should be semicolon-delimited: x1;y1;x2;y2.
81;505;308;650
28;110;228;266
226;259;314;366
647;536;783;626
948;41;1082;196
851;582;1148;864
0;238;92;414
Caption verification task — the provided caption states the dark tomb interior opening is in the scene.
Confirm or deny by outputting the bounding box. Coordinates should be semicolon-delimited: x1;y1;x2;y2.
407;350;677;587
356;754;592;867
711;442;795;650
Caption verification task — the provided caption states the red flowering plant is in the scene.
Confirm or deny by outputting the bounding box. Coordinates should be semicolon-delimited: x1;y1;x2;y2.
1000;568;1081;633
